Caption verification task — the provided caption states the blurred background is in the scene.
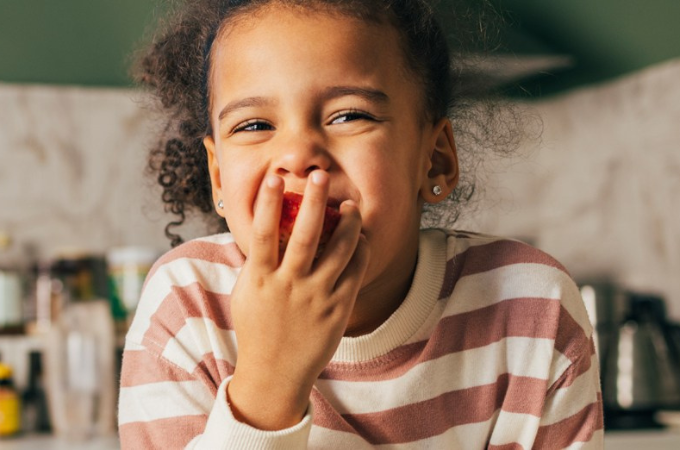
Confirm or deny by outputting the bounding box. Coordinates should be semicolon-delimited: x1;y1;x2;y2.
1;0;680;447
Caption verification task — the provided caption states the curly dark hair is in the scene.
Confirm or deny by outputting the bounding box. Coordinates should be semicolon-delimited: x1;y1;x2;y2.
135;0;526;247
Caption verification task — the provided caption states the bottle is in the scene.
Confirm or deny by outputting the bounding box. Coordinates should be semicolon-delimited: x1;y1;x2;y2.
0;362;21;437
22;352;51;433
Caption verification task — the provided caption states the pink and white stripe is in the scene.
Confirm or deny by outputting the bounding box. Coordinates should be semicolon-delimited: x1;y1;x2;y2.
119;230;603;449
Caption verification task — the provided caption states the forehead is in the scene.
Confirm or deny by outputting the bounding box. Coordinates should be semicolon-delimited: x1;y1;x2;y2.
208;4;419;107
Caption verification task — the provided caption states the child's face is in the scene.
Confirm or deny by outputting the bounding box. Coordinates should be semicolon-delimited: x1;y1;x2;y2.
204;5;456;293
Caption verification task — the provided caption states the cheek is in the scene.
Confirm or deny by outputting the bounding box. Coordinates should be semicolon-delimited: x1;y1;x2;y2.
222;200;254;256
217;165;265;248
218;152;266;204
362;155;426;231
359;180;421;232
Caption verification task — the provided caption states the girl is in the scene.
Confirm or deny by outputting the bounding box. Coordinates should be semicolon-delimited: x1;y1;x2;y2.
119;0;603;448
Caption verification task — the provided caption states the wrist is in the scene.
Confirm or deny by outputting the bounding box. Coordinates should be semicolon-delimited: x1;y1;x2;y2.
227;369;313;431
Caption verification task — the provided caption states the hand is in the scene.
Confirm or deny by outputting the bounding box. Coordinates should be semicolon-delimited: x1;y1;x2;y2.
227;171;370;431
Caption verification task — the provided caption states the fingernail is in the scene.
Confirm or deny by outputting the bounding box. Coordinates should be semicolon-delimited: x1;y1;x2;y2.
266;175;282;188
311;171;326;185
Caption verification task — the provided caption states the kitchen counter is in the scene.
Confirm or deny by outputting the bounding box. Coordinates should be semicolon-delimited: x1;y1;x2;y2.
604;429;680;449
1;434;120;450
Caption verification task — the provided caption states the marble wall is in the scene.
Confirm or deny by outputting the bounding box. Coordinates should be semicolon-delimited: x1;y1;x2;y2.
1;59;679;317
458;59;680;318
0;83;193;264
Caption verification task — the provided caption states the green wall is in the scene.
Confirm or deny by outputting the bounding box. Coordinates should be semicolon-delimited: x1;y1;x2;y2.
491;0;680;95
1;0;679;95
0;0;163;86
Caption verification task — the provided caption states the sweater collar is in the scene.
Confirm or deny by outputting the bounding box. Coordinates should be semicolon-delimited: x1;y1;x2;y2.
332;229;448;363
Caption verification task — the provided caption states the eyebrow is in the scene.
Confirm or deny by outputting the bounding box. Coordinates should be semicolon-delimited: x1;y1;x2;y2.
217;86;390;123
319;85;390;105
218;97;275;122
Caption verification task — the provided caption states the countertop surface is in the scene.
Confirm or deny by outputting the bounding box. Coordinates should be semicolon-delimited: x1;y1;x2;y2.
604;429;680;449
2;429;680;449
1;434;120;450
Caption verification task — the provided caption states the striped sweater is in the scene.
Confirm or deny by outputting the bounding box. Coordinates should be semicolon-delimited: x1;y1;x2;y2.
118;229;604;449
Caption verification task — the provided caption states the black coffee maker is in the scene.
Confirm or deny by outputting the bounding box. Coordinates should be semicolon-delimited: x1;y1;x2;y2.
600;291;680;429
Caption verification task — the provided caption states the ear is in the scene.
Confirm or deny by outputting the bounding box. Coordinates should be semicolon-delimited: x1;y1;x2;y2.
420;118;459;203
203;135;226;217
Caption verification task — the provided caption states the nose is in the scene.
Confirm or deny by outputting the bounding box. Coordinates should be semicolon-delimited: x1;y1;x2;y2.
274;130;332;179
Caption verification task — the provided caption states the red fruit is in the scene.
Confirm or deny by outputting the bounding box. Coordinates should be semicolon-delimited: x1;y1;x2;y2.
279;192;341;259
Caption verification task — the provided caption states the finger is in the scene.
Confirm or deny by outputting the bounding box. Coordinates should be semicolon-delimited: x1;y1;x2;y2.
314;199;362;280
281;170;329;272
332;233;370;308
249;175;284;270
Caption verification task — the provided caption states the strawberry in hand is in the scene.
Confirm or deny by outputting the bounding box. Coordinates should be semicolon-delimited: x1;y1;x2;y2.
279;192;341;260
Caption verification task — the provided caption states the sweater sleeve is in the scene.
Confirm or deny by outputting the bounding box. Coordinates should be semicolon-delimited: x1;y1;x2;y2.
533;293;605;449
118;341;314;449
117;237;314;449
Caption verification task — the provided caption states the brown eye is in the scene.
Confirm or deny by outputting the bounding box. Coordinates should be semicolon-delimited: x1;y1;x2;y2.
233;120;274;133
330;110;374;125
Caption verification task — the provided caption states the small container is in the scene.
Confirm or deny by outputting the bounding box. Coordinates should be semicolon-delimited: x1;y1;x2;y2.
0;363;21;437
107;247;158;314
0;271;23;334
